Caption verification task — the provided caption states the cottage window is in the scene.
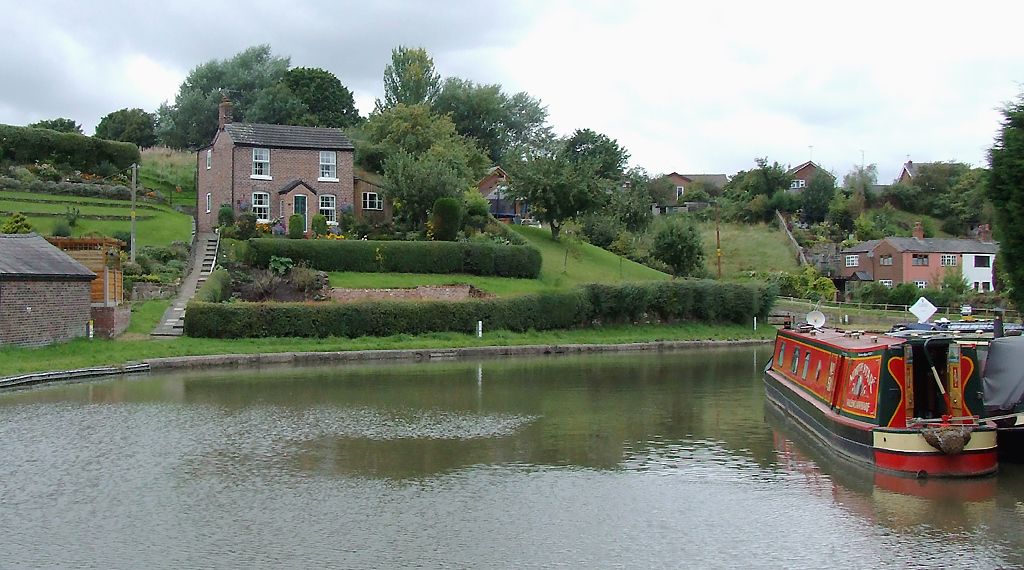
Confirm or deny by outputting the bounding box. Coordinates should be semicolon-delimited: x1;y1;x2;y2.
981;282;992;292
913;280;927;289
362;191;383;211
974;256;991;268
790;179;806;189
941;254;957;266
879;279;894;288
912;254;929;266
845;255;859;267
791;347;801;374
252;192;270;222
206;149;212;170
205;192;211;214
252;148;270;178
319;194;336;223
879;255;893;266
319;151;338;181
675;186;685;199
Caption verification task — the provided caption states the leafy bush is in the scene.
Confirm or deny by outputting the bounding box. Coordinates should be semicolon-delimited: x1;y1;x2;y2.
236;212;258;240
247;238;542;278
1;212;32;233
51;219;72;237
184;280;776;338
580;213;625;248
218;205;235;227
0;124;139;173
269;255;294;275
652;218;705;277
430;197;463;241
311;213;328;237
287;215;305;239
194;268;232;302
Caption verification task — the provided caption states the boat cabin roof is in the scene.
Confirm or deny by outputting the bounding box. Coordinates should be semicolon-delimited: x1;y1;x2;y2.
779;327;905;353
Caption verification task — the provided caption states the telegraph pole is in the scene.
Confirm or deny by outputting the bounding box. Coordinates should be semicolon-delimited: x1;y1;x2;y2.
716;201;722;279
130;163;137;262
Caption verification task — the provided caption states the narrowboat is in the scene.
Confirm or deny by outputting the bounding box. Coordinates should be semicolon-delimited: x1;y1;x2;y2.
977;335;1024;461
764;321;999;477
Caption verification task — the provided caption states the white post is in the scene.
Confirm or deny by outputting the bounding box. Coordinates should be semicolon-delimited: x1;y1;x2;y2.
477;320;483;338
753;316;757;331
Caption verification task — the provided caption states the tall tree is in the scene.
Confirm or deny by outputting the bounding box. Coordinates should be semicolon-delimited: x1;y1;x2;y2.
988;94;1024;309
157;45;291;149
94;108;157;147
800;171;837;224
507;152;608;240
377;46;441;111
28;118;82;134
383;151;465;227
245;82;309;125
563;128;629;180
284;67;360;127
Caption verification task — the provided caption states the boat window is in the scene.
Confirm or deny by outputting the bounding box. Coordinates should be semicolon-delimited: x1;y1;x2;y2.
792;347;800;373
814;361;822;382
777;342;786;367
802;353;811;379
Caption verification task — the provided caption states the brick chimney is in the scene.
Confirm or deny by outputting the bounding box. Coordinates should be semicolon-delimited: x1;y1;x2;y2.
977;223;993;242
912;221;924;239
218;96;233;130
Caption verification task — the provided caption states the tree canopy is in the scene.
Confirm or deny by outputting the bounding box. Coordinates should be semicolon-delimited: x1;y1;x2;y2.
28;118;82;134
377;46;441;111
284;67;360;127
988;94;1024;309
563;128;629;180
652;218;705;277
506;152;609;239
95;108;157;147
800;171;836;224
383;151;466;227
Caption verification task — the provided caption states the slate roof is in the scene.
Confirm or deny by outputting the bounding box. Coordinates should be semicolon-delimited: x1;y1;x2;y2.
787;161;821;176
680;174;728;188
0;233;95;281
842;240;881;254
841;237;998;255
224;123;354;150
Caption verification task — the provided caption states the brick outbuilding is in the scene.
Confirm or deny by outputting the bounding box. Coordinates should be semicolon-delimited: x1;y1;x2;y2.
0;233;95;347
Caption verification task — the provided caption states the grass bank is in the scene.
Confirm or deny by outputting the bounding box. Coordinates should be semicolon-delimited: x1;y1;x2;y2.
696;221;799;277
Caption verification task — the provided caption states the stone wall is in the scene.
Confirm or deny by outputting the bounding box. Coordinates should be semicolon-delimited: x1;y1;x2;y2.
132;282;178;301
0;279;91;346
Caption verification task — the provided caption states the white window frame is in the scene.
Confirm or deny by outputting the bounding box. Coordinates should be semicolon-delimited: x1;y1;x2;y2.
251;148;271;179
913;280;928;289
252;192;270;223
879;279;894;288
318;151;338;182
205;192;211;214
941;254;957;267
362;191;383;211
791;179;806;189
206;149;212;170
675;186;685;199
879;255;893;266
912;254;929;266
319;194;337;223
845;255;859;268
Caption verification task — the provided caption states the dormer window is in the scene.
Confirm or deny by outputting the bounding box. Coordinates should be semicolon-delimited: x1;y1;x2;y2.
252;148;270;179
319;151;338;181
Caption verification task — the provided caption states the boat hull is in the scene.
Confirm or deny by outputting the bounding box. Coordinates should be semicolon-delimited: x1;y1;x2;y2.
765;369;997;477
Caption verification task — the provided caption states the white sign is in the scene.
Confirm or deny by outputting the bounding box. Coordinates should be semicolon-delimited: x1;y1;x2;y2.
909;297;937;324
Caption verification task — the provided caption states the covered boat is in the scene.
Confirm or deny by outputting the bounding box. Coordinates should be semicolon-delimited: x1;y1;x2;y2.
979;336;1024;461
764;324;998;477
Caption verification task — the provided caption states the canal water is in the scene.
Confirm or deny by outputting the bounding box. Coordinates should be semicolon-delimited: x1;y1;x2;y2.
1;346;1023;568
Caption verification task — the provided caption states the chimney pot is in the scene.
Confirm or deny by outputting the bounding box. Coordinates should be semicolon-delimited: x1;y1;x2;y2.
912;221;924;239
218;97;233;130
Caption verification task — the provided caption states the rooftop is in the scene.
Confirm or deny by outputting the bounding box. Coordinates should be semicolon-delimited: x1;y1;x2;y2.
0;233;96;281
224;123;354;151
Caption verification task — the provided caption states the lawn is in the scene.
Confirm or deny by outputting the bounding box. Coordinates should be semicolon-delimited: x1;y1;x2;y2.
328;272;553;296
696;221;799;277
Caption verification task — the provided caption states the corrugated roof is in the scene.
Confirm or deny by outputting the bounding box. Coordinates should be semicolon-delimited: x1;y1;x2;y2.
0;233;96;280
885;237;998;254
224;123;354;150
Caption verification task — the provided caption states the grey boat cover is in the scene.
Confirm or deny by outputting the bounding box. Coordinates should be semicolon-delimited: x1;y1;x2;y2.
983;336;1024;412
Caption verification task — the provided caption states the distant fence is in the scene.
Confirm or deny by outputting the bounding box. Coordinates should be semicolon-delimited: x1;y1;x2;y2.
775;210;807;266
776;296;1020;321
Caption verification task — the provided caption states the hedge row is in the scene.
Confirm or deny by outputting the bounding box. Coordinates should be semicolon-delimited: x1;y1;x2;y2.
0;124;140;173
183;280;777;338
246;238;542;279
0;176;139;201
193;268;232;303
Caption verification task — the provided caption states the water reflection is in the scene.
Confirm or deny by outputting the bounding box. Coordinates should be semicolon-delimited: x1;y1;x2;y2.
2;346;1024;568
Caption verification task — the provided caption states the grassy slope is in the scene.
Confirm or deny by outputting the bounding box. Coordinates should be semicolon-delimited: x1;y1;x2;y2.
2;190;192;247
139;146;197;207
696;221;799;277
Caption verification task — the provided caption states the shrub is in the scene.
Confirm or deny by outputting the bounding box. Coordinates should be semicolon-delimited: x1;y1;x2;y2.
1;212;33;234
218;205;235;227
183;280;776;338
652;218;705;277
51;219;72;237
287;215;305;239
63;206;80;227
194;268;233;302
431;197;463;241
247;238;543;278
236;212;258;240
311;213;328;237
0;124;139;173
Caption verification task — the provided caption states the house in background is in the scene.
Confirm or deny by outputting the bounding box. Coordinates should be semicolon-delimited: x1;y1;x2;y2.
653;172;727;214
477;166;527;221
0;233;95;347
196;97;355;234
353;176;392;224
896;160;935;185
839;222;998;293
786;161;825;192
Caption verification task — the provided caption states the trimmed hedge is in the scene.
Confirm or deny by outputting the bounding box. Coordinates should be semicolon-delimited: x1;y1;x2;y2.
246;238;542;279
193;268;232;303
183;279;777;338
0;124;139;173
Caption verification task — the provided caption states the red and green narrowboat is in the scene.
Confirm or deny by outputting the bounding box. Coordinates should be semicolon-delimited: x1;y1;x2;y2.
764;325;998;477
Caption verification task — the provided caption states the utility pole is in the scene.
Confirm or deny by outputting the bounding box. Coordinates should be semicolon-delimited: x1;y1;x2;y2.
715;201;722;279
130;163;137;262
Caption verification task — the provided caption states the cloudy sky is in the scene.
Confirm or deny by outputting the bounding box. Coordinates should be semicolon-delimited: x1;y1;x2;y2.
2;0;1022;181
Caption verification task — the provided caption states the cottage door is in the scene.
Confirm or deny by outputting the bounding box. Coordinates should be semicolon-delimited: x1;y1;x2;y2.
293;195;307;232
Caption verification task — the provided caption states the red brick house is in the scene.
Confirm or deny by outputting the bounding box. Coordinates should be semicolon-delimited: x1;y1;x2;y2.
196;99;355;234
786;161;825;192
662;172;728;200
0;233;95;347
839;223;998;292
476;166;527;220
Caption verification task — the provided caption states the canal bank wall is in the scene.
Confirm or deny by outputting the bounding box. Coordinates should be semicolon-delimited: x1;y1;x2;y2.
0;339;771;389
